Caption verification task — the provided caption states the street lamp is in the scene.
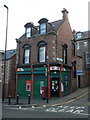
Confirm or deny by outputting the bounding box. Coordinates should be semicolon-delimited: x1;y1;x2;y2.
2;5;8;101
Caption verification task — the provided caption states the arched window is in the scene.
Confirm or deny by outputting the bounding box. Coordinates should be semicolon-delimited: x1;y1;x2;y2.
23;44;31;64
38;18;48;35
62;43;68;64
37;41;47;62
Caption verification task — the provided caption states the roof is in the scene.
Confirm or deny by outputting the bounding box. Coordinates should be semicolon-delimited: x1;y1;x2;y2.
2;49;16;60
75;31;90;40
19;19;64;40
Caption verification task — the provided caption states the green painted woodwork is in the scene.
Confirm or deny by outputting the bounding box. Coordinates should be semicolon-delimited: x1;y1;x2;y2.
33;71;45;74
17;74;31;98
34;75;47;99
50;75;60;78
62;71;71;96
17;72;31;74
34;67;46;71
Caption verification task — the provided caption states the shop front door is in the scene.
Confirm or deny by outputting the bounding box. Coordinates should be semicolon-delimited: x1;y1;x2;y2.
51;79;59;97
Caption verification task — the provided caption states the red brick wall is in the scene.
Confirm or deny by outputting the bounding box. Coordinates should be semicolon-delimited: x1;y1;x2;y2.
19;34;56;64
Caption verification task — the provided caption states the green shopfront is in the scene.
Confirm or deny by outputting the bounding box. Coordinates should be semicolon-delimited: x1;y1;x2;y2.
16;64;71;99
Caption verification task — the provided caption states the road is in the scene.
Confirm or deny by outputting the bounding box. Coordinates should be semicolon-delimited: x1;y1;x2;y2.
2;91;89;119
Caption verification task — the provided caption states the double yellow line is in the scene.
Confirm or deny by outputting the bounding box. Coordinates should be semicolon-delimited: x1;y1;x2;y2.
51;91;88;107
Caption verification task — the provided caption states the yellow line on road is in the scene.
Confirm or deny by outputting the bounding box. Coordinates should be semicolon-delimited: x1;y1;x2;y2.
51;91;88;107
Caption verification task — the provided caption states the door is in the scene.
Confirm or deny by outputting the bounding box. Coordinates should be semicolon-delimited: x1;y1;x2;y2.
51;79;59;97
78;75;81;88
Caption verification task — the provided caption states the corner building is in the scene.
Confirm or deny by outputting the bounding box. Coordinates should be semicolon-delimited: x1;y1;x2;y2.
16;8;77;99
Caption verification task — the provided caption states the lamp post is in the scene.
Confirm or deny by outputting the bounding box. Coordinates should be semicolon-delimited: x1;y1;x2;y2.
2;5;8;101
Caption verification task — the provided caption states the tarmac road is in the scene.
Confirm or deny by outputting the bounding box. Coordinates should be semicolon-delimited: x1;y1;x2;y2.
2;87;90;120
2;89;89;119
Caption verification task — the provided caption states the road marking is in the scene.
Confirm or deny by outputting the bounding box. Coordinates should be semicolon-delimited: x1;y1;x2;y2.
45;105;88;116
51;91;88;107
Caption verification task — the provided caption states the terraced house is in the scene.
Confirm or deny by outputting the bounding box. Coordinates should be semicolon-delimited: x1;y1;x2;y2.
16;8;77;99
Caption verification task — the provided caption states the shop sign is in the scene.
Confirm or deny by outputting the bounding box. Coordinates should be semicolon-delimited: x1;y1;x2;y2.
50;66;60;71
18;68;24;71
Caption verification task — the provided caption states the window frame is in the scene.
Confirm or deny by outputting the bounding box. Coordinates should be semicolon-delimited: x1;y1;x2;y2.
25;27;32;38
62;44;68;64
37;41;47;63
77;42;80;50
23;44;31;64
84;41;88;47
40;23;47;34
72;43;75;56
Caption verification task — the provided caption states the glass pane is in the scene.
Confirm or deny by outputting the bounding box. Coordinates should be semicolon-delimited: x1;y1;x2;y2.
40;23;46;34
25;49;30;63
39;47;45;62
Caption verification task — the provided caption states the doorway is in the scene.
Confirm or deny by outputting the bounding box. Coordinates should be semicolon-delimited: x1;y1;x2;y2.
51;79;59;97
78;75;81;88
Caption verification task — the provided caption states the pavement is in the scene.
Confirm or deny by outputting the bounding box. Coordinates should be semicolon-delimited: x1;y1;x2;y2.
2;87;89;107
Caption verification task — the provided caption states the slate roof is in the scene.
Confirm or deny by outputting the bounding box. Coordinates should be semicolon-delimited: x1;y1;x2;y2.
2;49;16;60
75;31;90;40
83;31;90;39
19;19;64;40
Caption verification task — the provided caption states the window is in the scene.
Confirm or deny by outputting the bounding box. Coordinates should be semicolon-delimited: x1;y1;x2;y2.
72;61;76;78
76;33;82;39
24;49;30;63
62;44;68;64
39;47;46;62
23;44;30;64
25;27;31;38
72;43;75;56
84;41;88;47
37;41;47;63
40;23;46;34
77;43;80;50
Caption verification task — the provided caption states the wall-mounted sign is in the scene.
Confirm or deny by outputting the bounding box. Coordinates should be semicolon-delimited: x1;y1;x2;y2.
18;68;24;71
26;80;32;91
77;70;84;75
50;66;60;71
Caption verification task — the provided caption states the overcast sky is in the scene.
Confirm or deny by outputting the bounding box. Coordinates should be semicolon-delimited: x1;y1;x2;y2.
0;0;89;50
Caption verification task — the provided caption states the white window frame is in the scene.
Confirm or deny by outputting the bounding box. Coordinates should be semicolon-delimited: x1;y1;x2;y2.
76;33;82;39
39;46;46;62
26;27;31;38
77;42;80;50
40;23;46;34
24;49;30;64
84;41;88;47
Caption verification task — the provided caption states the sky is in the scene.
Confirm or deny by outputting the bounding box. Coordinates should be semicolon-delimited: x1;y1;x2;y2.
0;0;89;50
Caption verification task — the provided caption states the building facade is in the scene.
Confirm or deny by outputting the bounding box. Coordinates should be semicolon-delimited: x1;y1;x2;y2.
2;49;16;98
75;31;90;88
16;9;77;99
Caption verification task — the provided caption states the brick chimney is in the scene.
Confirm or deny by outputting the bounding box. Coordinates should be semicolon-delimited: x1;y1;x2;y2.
61;8;69;19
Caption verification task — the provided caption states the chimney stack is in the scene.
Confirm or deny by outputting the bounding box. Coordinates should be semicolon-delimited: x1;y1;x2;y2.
61;8;69;19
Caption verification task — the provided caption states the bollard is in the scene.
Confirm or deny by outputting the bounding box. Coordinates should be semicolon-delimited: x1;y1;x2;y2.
8;95;11;105
28;94;30;104
16;95;19;104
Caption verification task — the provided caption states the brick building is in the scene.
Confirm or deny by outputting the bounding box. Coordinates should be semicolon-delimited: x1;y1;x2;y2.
75;31;90;88
2;49;16;98
16;8;77;99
